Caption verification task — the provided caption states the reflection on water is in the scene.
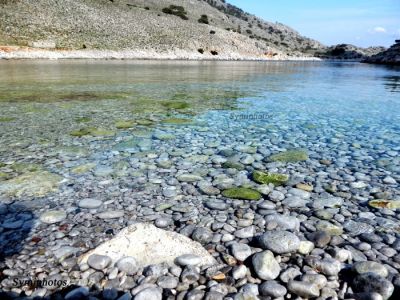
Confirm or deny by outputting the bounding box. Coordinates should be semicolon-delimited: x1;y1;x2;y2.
383;75;400;93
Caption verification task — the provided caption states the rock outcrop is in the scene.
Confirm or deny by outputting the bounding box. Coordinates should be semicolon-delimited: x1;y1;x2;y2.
363;40;400;65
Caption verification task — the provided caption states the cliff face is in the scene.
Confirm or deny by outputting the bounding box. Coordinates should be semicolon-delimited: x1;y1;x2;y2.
0;0;325;58
363;41;400;65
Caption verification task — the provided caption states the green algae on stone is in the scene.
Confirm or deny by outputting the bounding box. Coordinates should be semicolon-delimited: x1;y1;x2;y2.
155;203;173;212
0;90;132;103
11;163;42;173
222;161;245;171
222;187;261;200
75;116;92;123
136;119;154;126
0;172;9;181
162;118;192;125
71;163;96;174
89;128;115;137
369;200;400;210
252;170;289;186
268;149;309;163
70;127;93;137
153;132;176;140
115;120;135;129
0;171;63;198
70;127;115;137
0;117;16;122
162;101;190;110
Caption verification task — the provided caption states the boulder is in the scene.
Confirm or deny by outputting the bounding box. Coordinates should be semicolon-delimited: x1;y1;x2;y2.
79;223;216;268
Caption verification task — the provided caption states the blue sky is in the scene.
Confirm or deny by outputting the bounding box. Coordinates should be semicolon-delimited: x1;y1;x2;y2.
228;0;400;48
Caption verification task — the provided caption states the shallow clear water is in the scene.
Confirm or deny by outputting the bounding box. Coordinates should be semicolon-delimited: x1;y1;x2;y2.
0;60;399;200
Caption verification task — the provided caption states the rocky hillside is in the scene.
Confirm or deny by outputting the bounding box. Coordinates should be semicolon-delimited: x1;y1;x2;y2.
363;40;400;65
0;0;325;58
316;44;386;61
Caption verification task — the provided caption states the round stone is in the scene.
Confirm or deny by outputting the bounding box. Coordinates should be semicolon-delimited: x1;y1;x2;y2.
205;201;229;210
154;217;172;228
78;198;102;209
116;257;138;275
265;214;300;231
231;243;252;261
353;261;389;278
65;287;89;300
175;254;202;266
307;231;331;248
298;241;315;255
157;276;178;289
232;265;247;279
162;186;177;198
134;287;162;300
353;273;394;300
39;210;67;224
192;227;213;245
252;250;281;280
259;280;287;297
87;254;112;270
96;210;124;219
177;174;203;182
234;226;255;239
305;256;342;276
258;231;300;254
288;280;320;298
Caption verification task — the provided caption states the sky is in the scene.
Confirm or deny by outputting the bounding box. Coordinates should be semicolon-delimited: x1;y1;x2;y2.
228;0;400;48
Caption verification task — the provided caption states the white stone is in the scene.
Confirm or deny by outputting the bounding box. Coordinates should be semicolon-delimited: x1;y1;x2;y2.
79;223;216;268
298;241;315;255
40;210;66;224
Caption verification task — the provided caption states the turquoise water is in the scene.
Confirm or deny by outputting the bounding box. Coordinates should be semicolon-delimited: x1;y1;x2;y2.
0;60;399;199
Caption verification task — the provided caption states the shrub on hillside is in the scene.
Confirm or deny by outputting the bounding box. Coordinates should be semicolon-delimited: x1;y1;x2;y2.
198;14;209;24
162;5;188;20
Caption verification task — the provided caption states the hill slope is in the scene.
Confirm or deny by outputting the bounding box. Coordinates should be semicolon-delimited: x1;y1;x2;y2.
0;0;325;59
363;40;400;65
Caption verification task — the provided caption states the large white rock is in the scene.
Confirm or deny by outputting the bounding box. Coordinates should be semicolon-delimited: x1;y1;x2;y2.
79;223;216;268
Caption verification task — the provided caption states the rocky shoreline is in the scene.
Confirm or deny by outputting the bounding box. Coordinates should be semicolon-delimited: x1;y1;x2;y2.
363;40;400;66
0;47;321;62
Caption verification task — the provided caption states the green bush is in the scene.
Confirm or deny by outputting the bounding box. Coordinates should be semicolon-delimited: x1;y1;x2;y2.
198;14;209;24
162;5;188;20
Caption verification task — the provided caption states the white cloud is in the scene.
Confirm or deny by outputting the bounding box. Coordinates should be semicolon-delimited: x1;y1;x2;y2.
373;26;386;33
